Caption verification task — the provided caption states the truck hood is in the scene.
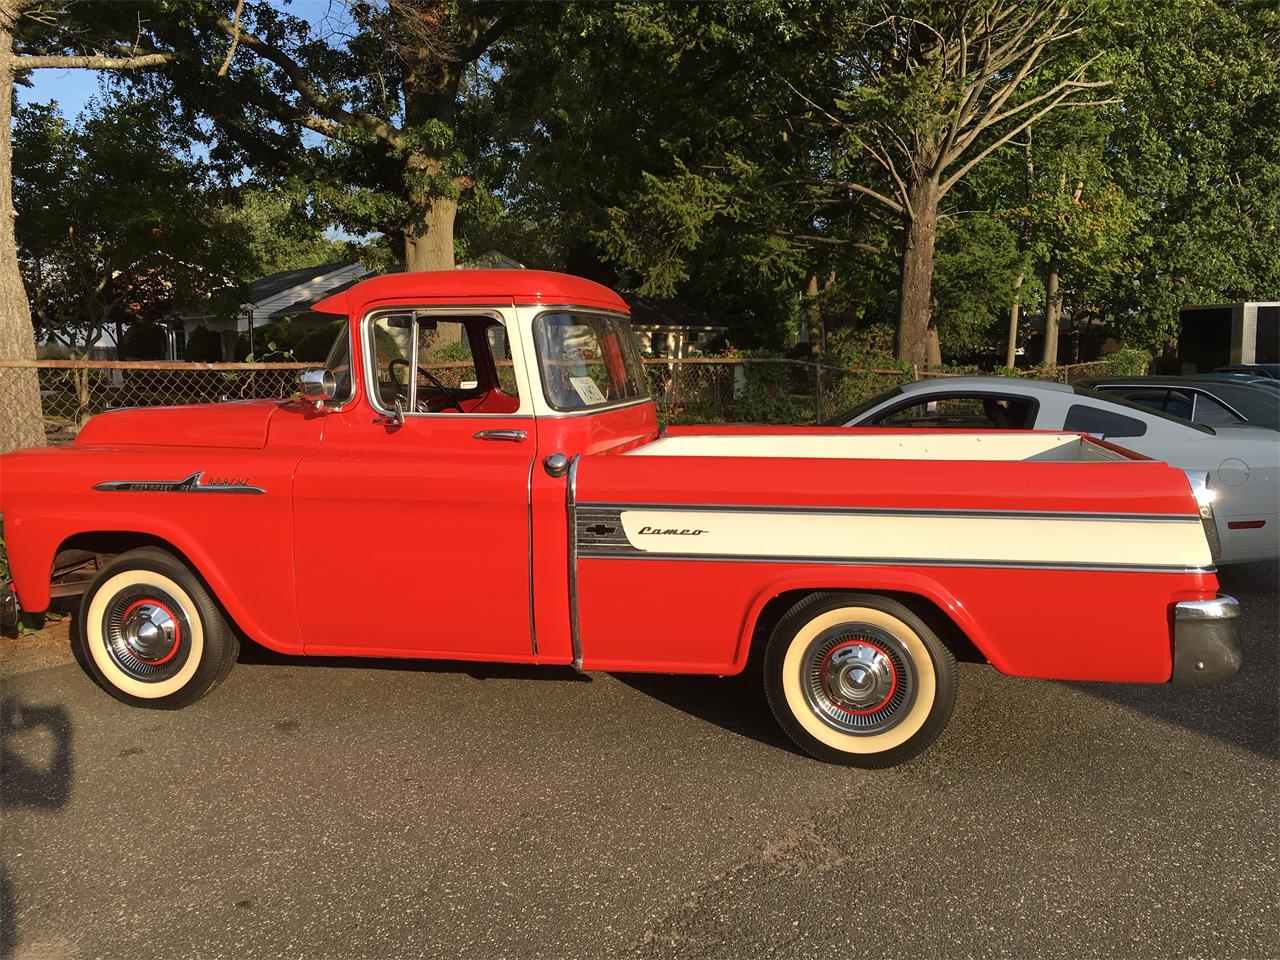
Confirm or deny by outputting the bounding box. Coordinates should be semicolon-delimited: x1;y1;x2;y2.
74;400;284;450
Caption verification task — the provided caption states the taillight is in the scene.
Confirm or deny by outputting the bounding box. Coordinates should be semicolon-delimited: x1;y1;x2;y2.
1184;470;1222;564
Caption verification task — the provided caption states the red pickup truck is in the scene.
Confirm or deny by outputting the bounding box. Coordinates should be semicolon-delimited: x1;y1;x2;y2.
0;270;1242;766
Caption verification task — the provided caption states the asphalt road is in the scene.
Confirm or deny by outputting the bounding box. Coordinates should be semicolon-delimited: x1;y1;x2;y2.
2;563;1276;960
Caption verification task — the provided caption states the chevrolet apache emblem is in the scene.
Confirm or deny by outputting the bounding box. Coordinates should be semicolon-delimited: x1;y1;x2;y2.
93;471;265;495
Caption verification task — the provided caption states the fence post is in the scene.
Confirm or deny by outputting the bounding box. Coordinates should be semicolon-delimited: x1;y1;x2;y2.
812;363;823;424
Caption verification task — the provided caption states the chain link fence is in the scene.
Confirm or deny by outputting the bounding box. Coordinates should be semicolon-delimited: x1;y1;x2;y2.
1;355;1133;444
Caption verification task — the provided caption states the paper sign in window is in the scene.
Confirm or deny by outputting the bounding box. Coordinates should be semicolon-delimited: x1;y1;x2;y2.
569;376;606;405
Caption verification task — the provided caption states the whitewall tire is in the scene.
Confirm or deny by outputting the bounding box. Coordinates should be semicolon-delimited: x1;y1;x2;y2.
72;547;239;709
764;592;956;767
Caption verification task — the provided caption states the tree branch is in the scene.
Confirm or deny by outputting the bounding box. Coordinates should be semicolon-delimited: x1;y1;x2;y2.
941;93;1119;196
216;17;404;148
217;0;245;77
16;52;176;70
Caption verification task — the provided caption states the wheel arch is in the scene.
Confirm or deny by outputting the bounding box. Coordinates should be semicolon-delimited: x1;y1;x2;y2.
35;525;299;654
738;571;998;672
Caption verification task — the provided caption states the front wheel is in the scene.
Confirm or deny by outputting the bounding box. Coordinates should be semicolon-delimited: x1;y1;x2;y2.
763;592;956;767
71;547;239;709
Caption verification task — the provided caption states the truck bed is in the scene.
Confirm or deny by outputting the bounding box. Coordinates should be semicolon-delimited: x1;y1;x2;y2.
627;431;1135;462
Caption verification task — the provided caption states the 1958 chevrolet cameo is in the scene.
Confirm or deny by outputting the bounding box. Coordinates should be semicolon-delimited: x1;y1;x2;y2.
0;271;1244;766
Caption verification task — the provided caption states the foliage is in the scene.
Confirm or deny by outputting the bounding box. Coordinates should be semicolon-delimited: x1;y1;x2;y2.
13;96;254;359
117;321;169;360
183;326;224;362
138;1;526;270
9;0;1276;372
1093;347;1150;378
294;321;345;363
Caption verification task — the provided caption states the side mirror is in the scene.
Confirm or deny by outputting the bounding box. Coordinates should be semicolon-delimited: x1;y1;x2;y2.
300;368;337;409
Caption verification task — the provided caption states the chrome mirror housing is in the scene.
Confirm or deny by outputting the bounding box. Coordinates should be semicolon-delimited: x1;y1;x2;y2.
300;368;337;409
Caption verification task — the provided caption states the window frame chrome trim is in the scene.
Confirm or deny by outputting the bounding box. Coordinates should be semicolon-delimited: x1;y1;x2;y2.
317;309;359;412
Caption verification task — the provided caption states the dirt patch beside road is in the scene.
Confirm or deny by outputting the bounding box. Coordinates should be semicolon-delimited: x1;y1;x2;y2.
0;619;73;678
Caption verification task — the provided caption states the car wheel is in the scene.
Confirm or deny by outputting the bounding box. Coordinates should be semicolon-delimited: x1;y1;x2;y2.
71;547;239;709
763;592;956;767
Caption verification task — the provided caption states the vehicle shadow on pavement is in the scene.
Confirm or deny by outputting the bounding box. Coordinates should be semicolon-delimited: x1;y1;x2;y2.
235;641;591;683
1067;560;1279;760
611;670;805;756
1;697;74;960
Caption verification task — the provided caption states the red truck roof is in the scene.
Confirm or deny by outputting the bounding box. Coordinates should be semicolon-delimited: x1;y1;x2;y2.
312;269;630;316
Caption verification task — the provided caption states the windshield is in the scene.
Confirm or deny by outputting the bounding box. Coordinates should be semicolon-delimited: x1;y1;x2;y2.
533;311;648;411
823;384;905;426
322;323;355;404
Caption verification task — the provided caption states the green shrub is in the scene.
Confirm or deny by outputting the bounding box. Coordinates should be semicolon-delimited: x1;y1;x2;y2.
1097;347;1150;377
294;321;344;363
118;321;169;359
183;325;223;361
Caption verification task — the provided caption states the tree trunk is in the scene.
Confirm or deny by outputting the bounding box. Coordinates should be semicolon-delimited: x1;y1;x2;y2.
1042;177;1081;368
0;16;46;453
1043;257;1061;366
1006;271;1025;368
802;272;821;358
896;177;940;367
403;191;459;272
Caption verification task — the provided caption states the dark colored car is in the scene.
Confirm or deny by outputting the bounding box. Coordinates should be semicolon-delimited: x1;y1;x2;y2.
1216;363;1280;380
1083;376;1280;431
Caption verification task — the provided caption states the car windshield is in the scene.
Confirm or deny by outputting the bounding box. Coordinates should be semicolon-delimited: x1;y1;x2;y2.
533;311;649;411
322;324;355;404
823;385;904;426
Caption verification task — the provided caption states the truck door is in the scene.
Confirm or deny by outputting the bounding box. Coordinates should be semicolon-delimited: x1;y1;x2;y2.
292;308;537;659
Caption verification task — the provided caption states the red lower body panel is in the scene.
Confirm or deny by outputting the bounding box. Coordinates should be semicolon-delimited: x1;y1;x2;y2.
575;558;1219;682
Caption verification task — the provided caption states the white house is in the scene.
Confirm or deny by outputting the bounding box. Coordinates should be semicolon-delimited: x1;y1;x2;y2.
174;261;373;360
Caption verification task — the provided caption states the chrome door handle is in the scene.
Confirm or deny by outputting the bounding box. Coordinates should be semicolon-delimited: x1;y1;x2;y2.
474;429;527;442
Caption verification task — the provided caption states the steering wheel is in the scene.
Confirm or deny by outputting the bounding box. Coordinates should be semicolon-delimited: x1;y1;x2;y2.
387;358;464;413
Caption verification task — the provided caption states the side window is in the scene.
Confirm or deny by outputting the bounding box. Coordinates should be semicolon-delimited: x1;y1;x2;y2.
1112;388;1171;416
1163;390;1194;420
1190;393;1242;426
416;320;478;393
486;324;519;396
877;395;1031;429
1063;404;1147;438
368;313;516;414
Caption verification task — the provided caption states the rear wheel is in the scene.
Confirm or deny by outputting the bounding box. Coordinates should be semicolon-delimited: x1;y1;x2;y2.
763;592;956;767
71;547;238;709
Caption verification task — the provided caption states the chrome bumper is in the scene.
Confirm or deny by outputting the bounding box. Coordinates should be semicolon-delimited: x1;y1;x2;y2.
1171;595;1242;684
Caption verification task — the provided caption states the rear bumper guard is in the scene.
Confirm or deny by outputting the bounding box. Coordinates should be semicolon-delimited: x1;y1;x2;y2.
1171;595;1243;684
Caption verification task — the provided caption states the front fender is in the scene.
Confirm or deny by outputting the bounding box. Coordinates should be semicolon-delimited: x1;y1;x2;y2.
4;508;303;656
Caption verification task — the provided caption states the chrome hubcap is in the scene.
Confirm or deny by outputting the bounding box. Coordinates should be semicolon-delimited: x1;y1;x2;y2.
801;625;916;735
824;643;895;709
122;603;178;662
102;589;190;681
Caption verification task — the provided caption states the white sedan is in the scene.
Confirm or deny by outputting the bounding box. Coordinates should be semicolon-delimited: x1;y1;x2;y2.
835;377;1280;564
